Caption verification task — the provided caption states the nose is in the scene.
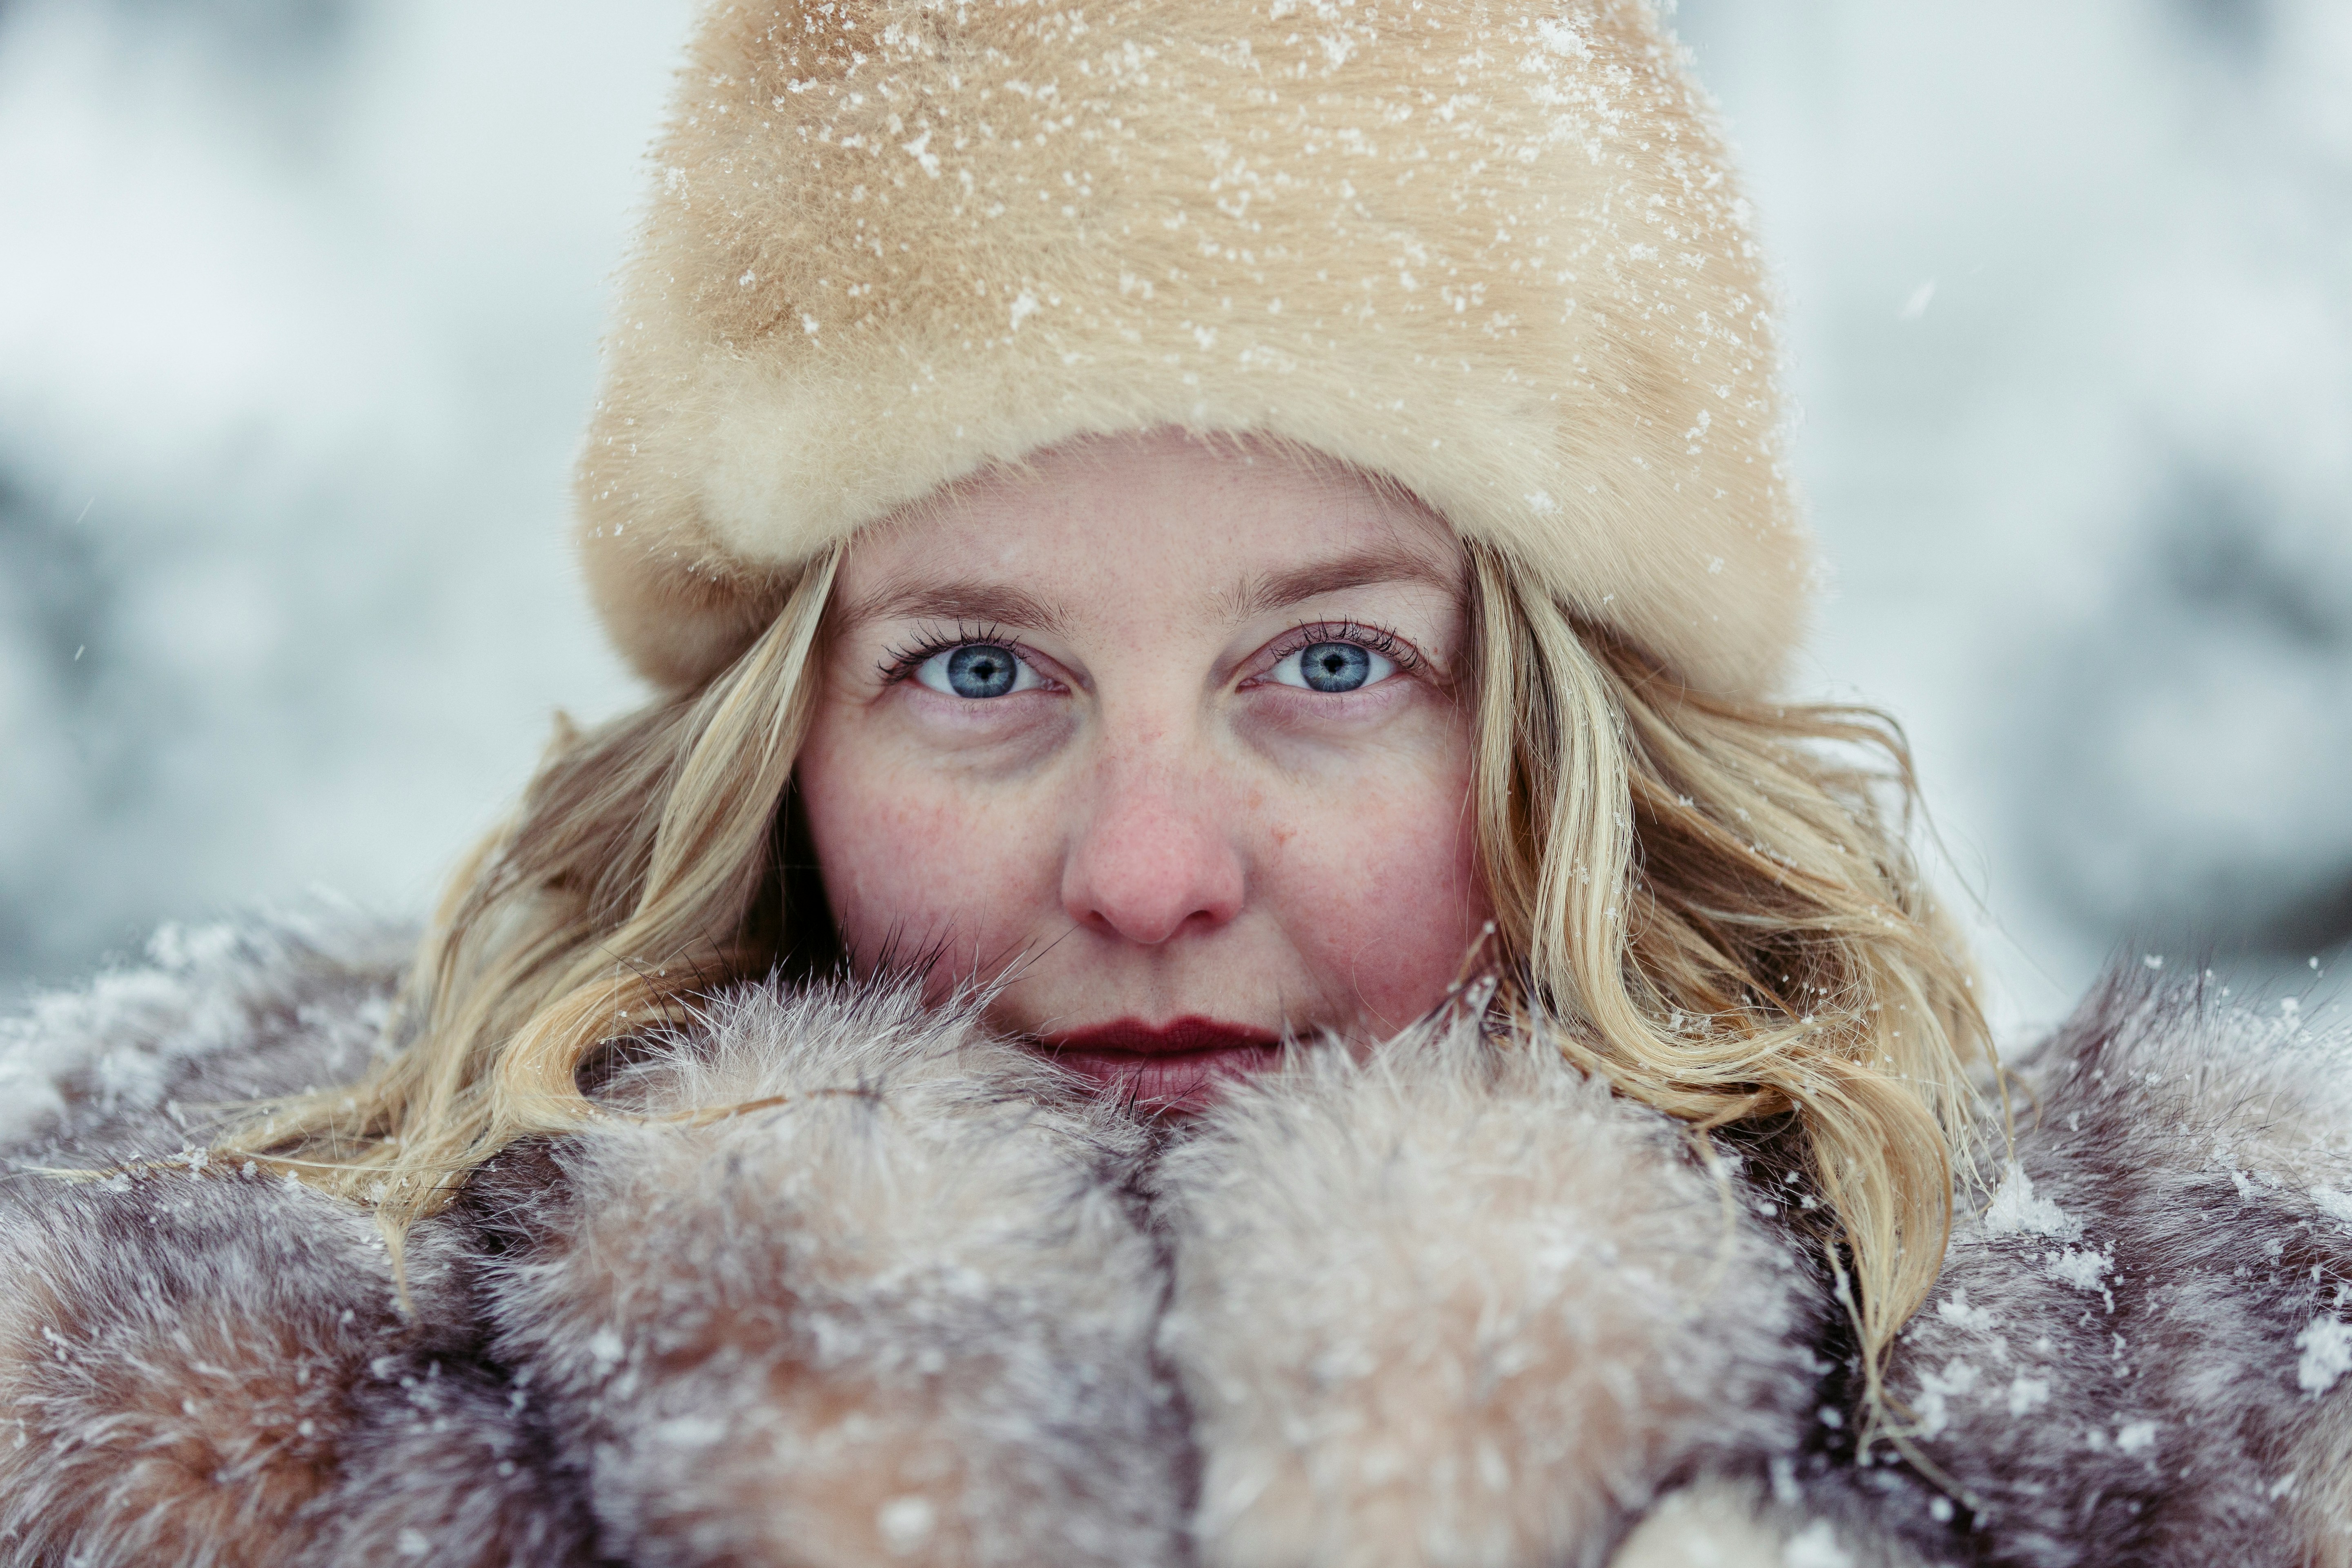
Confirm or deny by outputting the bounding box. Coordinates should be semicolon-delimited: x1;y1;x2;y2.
1060;744;1246;947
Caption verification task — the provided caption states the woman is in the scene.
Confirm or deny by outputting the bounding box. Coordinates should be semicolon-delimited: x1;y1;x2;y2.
5;2;2349;1564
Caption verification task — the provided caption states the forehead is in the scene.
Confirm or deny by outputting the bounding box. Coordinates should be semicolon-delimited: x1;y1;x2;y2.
833;432;1465;624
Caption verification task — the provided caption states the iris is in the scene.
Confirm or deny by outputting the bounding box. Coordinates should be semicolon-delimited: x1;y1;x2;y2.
1298;641;1372;693
945;644;1018;698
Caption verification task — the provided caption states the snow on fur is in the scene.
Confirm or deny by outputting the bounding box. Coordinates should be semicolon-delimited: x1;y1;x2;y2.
1609;1477;1942;1568
0;903;411;1152
582;0;1809;700
475;979;1189;1568
0;1168;592;1567
1153;1009;1820;1568
1815;972;2352;1567
9;916;2352;1566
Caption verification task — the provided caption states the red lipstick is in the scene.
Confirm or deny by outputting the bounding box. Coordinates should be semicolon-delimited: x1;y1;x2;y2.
1037;1017;1283;1112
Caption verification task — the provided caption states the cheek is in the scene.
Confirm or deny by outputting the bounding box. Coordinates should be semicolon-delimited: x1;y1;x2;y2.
795;713;1058;978
1256;741;1489;1035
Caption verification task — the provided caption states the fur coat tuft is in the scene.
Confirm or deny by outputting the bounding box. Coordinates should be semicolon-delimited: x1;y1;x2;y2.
5;913;2351;1567
1154;1021;1820;1568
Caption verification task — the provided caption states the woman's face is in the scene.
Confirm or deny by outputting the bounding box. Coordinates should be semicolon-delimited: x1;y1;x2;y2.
795;432;1490;1110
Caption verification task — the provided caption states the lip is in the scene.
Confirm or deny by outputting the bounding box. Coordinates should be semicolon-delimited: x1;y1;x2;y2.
1037;1016;1283;1112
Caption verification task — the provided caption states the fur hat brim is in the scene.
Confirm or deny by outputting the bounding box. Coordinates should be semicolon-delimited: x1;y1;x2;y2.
578;0;1811;698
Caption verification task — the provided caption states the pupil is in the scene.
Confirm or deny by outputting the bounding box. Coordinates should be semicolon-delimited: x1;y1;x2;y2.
946;644;1017;698
1301;641;1371;693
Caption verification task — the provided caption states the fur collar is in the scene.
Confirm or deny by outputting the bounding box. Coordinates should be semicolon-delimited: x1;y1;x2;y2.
4;913;2350;1567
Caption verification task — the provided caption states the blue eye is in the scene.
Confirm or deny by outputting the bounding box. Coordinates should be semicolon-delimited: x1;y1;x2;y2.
914;643;1038;699
1271;640;1393;693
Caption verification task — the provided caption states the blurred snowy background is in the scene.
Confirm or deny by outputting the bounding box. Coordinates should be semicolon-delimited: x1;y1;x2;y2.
2;0;2347;1037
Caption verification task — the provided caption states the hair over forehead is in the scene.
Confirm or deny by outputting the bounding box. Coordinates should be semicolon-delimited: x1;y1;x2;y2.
577;0;1812;698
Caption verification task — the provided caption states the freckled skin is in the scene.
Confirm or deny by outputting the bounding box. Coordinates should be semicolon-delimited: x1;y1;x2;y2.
795;432;1492;1051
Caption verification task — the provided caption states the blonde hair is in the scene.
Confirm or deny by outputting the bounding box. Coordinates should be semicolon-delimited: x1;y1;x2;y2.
212;535;1987;1403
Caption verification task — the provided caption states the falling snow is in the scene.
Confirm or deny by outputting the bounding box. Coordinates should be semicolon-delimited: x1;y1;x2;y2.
0;3;2345;1045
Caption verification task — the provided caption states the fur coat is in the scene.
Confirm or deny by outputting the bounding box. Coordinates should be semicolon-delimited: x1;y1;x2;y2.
4;912;2350;1567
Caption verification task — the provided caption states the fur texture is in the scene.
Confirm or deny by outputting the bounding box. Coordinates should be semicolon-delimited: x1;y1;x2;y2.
0;1177;592;1568
0;905;410;1156
1609;1478;1935;1568
1796;973;2352;1568
0;914;595;1567
9;918;2352;1567
1154;1013;1817;1568
578;0;1808;698
472;982;1188;1568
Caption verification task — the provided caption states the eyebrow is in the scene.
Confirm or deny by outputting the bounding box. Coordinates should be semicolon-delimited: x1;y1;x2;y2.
1214;545;1464;623
835;543;1460;639
833;581;1071;639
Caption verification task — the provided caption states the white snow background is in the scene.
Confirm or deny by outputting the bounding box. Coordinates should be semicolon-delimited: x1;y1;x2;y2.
2;0;2347;1039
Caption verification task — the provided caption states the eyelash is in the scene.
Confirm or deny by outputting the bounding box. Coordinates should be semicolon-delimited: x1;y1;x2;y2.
876;620;1030;686
1256;619;1424;679
875;618;1425;686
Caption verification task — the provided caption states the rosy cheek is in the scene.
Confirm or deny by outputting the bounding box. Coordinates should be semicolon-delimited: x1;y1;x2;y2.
1258;762;1488;1036
1348;830;1488;1029
799;753;1055;989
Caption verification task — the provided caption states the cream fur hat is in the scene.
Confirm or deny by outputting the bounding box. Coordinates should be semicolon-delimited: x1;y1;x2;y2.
579;0;1811;699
